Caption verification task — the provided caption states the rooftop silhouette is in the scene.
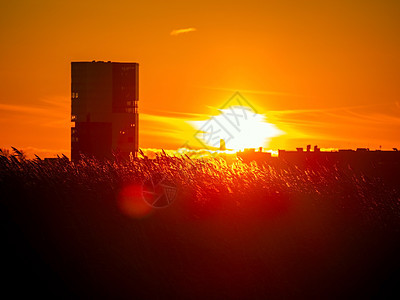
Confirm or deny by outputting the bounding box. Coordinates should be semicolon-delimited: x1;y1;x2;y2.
238;145;400;167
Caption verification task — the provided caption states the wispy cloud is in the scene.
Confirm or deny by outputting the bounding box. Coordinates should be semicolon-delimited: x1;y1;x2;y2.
266;103;400;149
143;108;204;119
0;103;47;114
0;99;69;128
140;112;199;147
265;104;379;117
170;27;196;36
199;86;303;98
0;97;68;116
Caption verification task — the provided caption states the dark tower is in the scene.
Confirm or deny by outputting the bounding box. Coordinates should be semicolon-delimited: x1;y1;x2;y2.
71;61;139;161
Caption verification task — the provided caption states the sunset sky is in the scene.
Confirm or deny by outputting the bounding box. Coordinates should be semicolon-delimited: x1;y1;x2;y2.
1;0;400;157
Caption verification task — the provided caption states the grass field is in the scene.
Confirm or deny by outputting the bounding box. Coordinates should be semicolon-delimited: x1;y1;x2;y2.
1;149;400;298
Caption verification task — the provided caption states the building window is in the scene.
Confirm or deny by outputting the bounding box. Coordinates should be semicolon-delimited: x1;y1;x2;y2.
72;92;79;99
71;115;77;121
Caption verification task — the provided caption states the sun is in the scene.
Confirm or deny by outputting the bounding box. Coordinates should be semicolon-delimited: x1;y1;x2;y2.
192;105;283;151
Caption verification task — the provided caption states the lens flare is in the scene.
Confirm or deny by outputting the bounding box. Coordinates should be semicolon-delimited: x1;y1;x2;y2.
117;184;153;218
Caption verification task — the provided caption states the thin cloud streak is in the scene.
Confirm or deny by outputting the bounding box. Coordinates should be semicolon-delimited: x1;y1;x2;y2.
170;27;197;36
268;105;400;149
143;108;204;119
199;86;303;98
0;103;47;114
0;98;68;116
140;112;199;146
266;104;379;116
270;109;400;129
0;100;70;129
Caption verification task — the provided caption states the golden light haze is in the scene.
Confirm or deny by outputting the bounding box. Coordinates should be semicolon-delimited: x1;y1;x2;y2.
1;1;400;157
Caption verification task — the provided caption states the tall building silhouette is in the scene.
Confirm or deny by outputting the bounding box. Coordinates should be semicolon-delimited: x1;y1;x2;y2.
71;61;139;161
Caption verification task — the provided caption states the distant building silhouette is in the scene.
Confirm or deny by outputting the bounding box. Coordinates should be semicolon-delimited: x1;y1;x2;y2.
220;139;226;151
71;61;139;161
237;147;272;163
278;146;400;165
238;145;400;173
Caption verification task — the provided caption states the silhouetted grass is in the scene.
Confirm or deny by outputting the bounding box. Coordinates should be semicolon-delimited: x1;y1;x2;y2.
1;148;399;298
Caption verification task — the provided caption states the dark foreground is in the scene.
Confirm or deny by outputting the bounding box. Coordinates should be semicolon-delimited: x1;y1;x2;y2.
1;153;400;299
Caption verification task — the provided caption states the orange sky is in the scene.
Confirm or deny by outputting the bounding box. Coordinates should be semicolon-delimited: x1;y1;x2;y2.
1;0;400;157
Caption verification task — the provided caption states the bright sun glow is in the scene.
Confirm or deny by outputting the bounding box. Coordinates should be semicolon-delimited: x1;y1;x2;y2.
192;106;283;151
